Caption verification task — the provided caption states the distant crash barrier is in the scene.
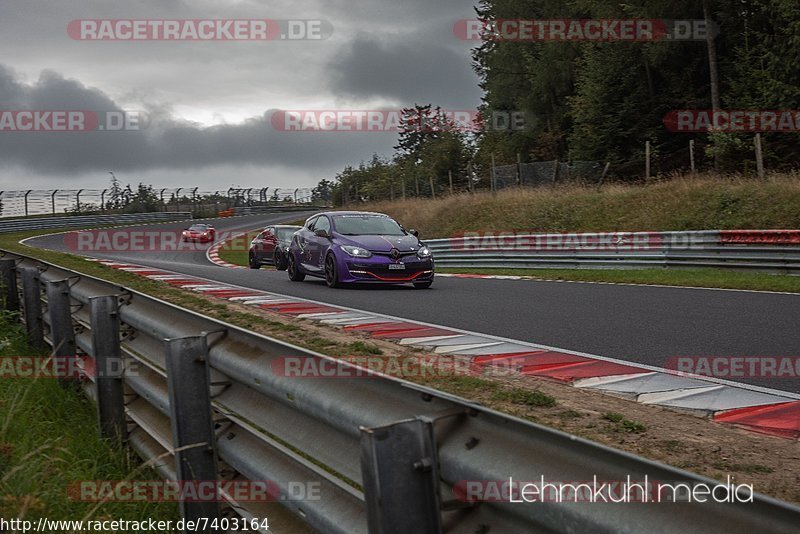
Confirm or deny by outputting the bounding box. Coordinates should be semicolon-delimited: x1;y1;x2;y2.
0;212;193;234
424;230;800;274
0;250;799;533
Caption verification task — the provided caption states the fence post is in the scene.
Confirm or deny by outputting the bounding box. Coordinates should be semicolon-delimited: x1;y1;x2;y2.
516;152;522;186
755;133;765;180
165;336;220;527
448;170;453;195
45;279;77;388
551;159;560;187
429;174;436;200
360;418;442;534
90;295;126;443
596;162;611;191
0;259;19;312
645;141;651;181
689;140;696;175
20;267;44;350
490;153;497;194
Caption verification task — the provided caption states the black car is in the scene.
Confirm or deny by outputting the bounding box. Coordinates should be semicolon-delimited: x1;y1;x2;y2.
248;225;302;270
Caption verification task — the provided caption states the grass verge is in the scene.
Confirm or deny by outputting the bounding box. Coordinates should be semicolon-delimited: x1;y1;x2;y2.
0;310;177;523
216;231;260;267
359;173;800;237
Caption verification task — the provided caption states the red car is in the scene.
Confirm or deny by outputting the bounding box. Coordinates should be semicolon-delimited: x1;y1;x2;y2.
181;223;216;243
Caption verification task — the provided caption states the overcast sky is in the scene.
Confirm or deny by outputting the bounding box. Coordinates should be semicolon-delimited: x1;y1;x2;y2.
0;0;481;192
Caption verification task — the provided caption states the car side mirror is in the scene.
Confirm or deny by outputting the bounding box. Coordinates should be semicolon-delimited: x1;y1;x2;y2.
408;229;419;237
314;229;330;238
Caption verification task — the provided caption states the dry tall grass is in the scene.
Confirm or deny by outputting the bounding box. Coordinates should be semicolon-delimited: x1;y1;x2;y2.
358;172;800;238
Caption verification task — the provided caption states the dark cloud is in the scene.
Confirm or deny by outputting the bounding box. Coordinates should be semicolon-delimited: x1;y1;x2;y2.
0;65;395;177
327;34;481;107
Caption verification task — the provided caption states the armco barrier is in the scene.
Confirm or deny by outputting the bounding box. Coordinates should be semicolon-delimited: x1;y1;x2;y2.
719;230;800;245
0;212;193;233
2;250;800;533
424;230;800;274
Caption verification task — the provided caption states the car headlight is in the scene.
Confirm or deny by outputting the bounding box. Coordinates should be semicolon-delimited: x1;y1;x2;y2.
417;246;432;259
340;245;372;258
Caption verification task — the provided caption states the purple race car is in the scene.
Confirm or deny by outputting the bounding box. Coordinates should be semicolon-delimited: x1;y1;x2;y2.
286;211;434;288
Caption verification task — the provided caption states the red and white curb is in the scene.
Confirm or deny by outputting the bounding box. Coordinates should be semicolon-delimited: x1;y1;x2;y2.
206;232;248;269
88;257;800;440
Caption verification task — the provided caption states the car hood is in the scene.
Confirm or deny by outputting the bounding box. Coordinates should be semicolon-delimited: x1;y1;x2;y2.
335;234;419;252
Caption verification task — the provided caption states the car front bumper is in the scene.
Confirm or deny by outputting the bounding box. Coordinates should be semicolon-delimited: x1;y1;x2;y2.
341;256;434;283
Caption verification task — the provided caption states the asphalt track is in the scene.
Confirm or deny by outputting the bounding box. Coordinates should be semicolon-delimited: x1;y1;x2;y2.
23;212;800;394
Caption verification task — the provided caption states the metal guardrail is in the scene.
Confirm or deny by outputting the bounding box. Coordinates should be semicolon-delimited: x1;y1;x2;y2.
233;206;329;216
0;212;193;234
1;251;799;533
425;230;800;274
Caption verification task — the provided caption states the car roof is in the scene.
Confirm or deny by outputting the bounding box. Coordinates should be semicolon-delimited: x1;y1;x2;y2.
311;211;389;218
270;224;303;229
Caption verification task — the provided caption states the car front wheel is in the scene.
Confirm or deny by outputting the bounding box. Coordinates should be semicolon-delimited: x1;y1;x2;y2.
287;253;305;281
248;253;260;269
274;249;288;271
325;253;341;288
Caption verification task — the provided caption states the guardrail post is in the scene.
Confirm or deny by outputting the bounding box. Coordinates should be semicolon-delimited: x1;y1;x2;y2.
45;279;77;388
20;267;45;350
360;419;442;534
0;259;20;312
165;336;220;527
90;295;126;443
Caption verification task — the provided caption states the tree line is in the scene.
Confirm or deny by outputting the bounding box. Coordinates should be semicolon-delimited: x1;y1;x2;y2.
318;0;800;205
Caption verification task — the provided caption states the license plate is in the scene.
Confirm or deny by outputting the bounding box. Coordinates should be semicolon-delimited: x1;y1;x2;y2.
388;263;406;270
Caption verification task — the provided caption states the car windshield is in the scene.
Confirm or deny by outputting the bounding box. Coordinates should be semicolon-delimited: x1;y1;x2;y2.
332;216;405;236
276;227;299;240
189;225;208;231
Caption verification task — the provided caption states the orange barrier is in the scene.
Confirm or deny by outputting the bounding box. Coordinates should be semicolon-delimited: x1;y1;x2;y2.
720;230;800;245
217;208;235;217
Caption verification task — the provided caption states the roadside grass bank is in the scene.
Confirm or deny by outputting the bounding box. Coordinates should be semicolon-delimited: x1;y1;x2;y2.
3;230;799;504
358;173;800;238
439;267;800;293
0;310;178;523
